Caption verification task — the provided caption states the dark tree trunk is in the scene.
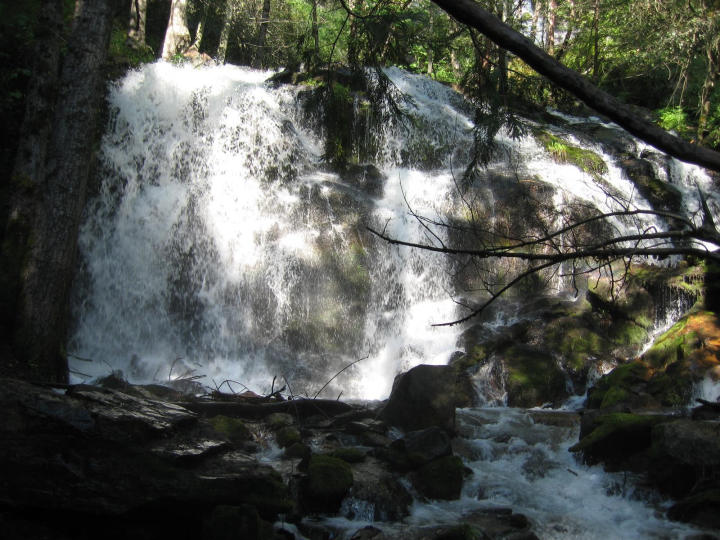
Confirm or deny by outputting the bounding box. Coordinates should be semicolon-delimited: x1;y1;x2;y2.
11;0;118;382
0;0;64;375
430;0;720;172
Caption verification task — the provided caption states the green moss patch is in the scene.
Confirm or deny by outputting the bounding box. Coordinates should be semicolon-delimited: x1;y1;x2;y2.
301;454;354;513
570;412;666;467
504;345;568;407
209;416;253;446
534;130;607;175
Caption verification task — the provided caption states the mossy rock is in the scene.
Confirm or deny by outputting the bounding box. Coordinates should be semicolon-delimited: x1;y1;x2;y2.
330;447;366;463
569;412;667;469
276;426;302;448
620;157;683;213
265;412;294;430
643;311;720;371
533;130;607;175
503;345;568;407
646;361;694;407
586;361;652;409
209;416;253;446
300;455;354;513
283;442;311;461
545;319;606;372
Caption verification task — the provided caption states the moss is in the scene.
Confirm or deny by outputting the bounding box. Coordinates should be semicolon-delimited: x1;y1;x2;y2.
265;412;294;430
276;426;302;448
330;447;366;463
504;345;568;407
586;361;651;409
599;385;630;408
643;313;701;369
209;416;252;446
569;412;664;454
302;455;354;513
608;320;649;347
108;24;154;69
533;130;607;175
647;363;694;407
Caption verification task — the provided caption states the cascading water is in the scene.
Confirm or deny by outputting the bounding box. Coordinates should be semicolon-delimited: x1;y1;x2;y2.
69;63;468;399
68;62;719;538
70;62;718;397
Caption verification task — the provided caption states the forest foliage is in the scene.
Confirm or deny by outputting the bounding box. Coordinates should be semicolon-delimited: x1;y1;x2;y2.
1;0;719;173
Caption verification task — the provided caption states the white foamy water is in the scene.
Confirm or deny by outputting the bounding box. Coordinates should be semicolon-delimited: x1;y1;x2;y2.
70;62;714;402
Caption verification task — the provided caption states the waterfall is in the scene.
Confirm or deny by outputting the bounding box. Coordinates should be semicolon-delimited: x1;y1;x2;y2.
69;62;716;400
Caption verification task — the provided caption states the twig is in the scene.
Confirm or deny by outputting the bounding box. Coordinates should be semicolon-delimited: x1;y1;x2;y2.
313;355;368;399
67;353;94;363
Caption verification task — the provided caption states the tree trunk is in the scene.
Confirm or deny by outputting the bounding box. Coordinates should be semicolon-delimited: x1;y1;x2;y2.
217;0;233;64
11;0;118;382
162;0;191;59
430;0;720;171
547;0;557;54
698;38;719;143
347;0;362;67
0;0;64;376
254;0;272;68
128;0;147;44
311;0;319;63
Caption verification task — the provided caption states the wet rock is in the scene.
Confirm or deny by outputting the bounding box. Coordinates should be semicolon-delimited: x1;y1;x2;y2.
209;415;253;446
620;157;683;213
346;457;413;521
343;163;385;198
463;508;538;539
502;345;568;408
380;364;476;433
668;489;720;530
569;411;669;471
331;447;367;463
0;378;292;537
649;419;720;498
411;455;467;500
299;455;354;514
588;311;720;411
393;426;452;467
586;361;656;410
350;525;383;539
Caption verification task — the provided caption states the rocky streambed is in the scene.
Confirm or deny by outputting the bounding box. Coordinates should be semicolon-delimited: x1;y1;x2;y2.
2;362;719;539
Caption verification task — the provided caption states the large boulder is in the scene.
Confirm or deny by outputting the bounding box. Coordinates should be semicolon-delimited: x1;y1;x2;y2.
0;378;292;539
569;411;669;471
648;419;720;498
380;364;476;433
299;454;354;514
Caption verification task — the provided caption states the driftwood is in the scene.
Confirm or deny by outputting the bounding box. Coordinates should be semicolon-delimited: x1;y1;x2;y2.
176;397;357;421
